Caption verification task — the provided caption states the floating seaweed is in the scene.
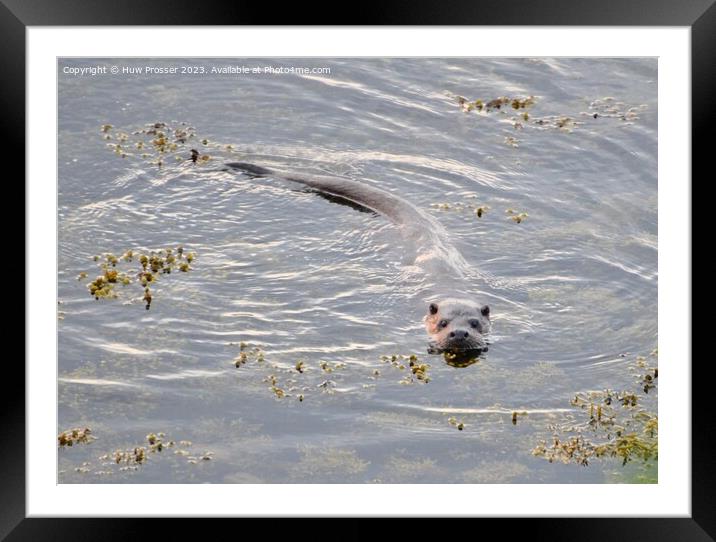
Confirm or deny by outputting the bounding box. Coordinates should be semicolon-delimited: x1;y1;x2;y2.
94;432;205;472
408;356;430;383
530;115;583;131
442;350;483;368
234;352;248;368
319;360;345;373
532;353;658;468
58;427;95;447
80;246;196;309
511;411;528;425
448;91;643;134
142;288;152;310
380;354;430;384
232;343;266;368
506;209;529;223
271;386;286;399
99;121;234;170
448;417;465;431
451;94;536;114
430;200;492;222
584;97;647;123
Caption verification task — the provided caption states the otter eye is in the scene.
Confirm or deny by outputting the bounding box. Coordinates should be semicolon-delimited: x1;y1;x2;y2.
429;303;438;315
469;319;482;330
481;305;490;317
439;319;449;328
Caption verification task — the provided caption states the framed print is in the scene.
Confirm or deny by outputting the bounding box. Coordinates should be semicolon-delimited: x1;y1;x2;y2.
11;0;709;537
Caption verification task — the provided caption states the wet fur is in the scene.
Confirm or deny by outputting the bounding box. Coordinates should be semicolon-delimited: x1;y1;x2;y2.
424;299;490;353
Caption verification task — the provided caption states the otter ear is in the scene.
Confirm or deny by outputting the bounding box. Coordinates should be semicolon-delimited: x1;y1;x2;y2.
429;303;439;315
481;305;490;317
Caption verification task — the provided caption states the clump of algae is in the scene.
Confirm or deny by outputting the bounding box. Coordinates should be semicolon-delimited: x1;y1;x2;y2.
79;246;196;309
98;121;233;169
58;427;95;447
449;93;543;130
448;417;465;431
448;92;650;133
100;432;174;465
233;342;265;367
453;94;536;114
429;200;491;222
380;354;431;384
505;208;529;223
532;351;658;468
585;97;648;123
429;199;530;226
96;432;212;470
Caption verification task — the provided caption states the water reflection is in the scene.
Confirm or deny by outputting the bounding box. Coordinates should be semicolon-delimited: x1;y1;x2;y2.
441;349;487;368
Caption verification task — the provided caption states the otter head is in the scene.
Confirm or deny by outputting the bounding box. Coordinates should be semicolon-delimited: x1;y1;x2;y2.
424;298;491;354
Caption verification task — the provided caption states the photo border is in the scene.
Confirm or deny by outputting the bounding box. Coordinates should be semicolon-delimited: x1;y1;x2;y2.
10;0;708;537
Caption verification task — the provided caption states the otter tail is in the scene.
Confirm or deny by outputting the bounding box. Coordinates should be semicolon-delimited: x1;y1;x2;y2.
226;162;275;177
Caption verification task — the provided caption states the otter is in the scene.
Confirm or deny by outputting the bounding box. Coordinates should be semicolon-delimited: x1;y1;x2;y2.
226;162;491;355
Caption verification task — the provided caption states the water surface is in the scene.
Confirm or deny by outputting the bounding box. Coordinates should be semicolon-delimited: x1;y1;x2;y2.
58;58;657;483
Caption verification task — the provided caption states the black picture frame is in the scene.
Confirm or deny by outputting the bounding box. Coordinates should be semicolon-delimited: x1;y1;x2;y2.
9;0;708;538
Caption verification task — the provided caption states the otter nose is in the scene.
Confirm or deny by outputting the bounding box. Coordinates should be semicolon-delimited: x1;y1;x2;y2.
449;330;469;340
